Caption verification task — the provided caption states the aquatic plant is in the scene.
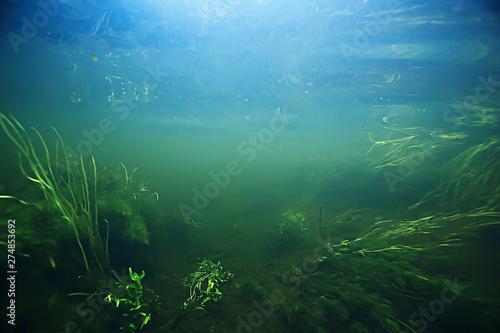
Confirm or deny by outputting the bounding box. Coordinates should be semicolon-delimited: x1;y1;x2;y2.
119;163;139;193
117;163;159;203
325;201;500;261
286;235;438;333
106;268;156;332
69;268;157;332
277;209;307;241
323;239;351;259
182;258;234;308
440;136;499;210
446;92;500;128
405;137;499;213
0;113;109;272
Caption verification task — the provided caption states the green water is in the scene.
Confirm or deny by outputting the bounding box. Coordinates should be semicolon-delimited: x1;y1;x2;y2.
1;94;499;332
1;0;499;332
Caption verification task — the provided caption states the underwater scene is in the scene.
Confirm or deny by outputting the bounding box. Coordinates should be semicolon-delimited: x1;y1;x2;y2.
0;0;499;332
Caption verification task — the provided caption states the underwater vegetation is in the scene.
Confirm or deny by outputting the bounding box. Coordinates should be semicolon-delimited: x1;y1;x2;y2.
0;113;109;273
0;89;499;333
277;209;307;242
1;0;500;331
0;114;241;332
69;268;158;332
0;113;165;331
182;258;234;309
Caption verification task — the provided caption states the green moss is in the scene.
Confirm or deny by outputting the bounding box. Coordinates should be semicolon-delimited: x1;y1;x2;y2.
277;209;307;242
123;215;150;246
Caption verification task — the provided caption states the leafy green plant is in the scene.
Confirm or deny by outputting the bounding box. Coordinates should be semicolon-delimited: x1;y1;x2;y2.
104;267;157;332
68;268;157;332
183;259;233;308
277;209;307;241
